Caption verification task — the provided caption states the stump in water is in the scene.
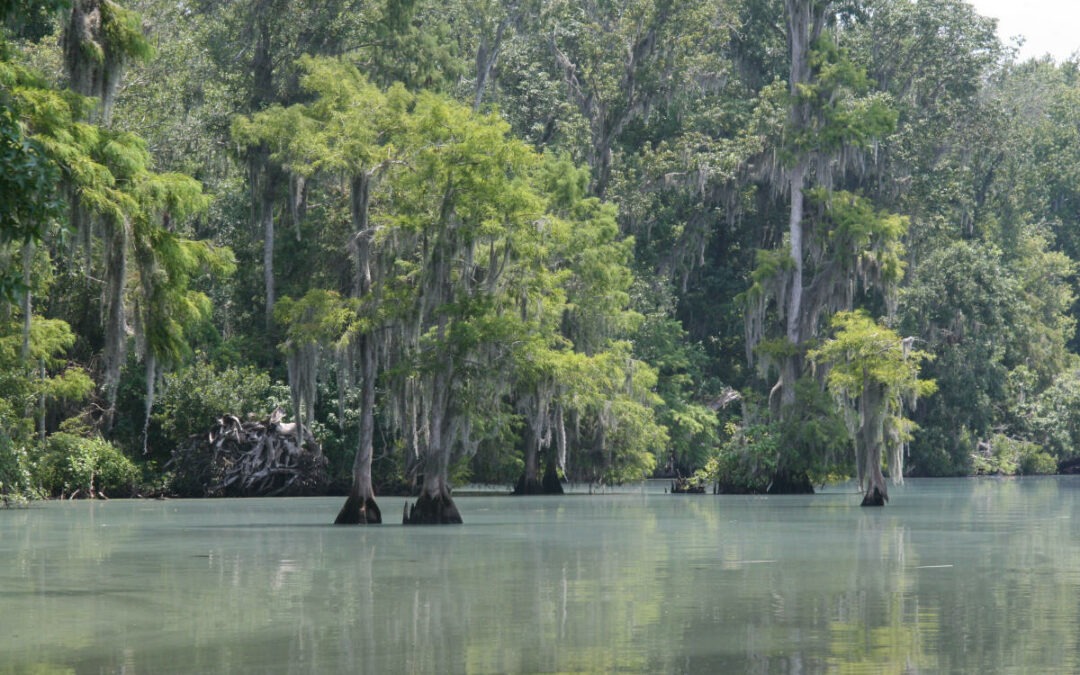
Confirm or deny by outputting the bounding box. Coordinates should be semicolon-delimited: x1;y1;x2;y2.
861;485;888;507
402;492;463;524
767;470;815;495
334;492;382;524
541;465;564;494
513;466;564;495
168;408;328;497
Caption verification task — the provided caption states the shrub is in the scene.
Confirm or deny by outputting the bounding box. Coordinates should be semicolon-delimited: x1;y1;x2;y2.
697;422;779;494
972;434;1055;476
151;359;289;457
0;434;39;505
35;433;139;497
1018;445;1057;476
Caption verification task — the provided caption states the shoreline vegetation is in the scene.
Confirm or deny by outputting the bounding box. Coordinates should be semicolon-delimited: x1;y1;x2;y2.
4;0;1080;516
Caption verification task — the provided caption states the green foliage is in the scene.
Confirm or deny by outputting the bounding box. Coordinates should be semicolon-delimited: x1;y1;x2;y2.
1019;367;1080;463
777;376;852;479
0;433;40;503
98;0;154;63
807;189;908;285
34;432;139;497
631;294;720;473
970;434;1055;477
698;422;779;494
150;359;287;453
1;0;69;41
791;36;897;156
899;237;1073;473
810;310;935;487
0;311;93;476
812;311;935;402
0;70;63;302
275;290;358;350
1019;446;1058;476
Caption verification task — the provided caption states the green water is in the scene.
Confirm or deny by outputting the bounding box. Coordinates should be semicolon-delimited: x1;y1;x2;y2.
2;477;1079;673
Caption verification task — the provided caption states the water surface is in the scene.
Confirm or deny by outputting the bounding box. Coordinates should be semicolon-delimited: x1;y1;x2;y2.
3;477;1079;673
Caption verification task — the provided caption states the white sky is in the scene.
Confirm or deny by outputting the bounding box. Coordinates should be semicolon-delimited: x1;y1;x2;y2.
965;0;1080;62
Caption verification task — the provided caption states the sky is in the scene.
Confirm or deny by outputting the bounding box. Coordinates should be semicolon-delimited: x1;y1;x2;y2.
965;0;1080;62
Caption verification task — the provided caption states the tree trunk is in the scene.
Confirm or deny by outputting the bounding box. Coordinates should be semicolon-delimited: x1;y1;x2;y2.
514;424;543;494
403;467;462;524
101;217;127;424
251;5;276;328
472;20;505;112
262;180;276;328
781;161;807;410
541;455;564;495
335;173;382;524
860;378;888;506
780;0;815;411
403;367;462;524
335;335;381;524
20;242;32;362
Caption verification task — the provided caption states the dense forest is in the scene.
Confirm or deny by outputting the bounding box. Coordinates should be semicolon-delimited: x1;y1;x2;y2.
3;0;1080;517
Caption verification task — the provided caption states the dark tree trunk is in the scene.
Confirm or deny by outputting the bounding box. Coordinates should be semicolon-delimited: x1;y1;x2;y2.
101;217;127;425
541;461;564;494
514;425;544;494
860;441;889;507
335;174;381;525
335;486;382;524
403;476;462;525
861;484;887;507
334;341;380;524
767;469;814;495
403;367;462;524
859;378;889;507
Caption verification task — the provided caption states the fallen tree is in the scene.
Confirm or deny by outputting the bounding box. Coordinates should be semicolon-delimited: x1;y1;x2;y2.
169;408;328;497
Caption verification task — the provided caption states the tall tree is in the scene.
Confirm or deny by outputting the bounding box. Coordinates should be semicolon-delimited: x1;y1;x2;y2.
233;56;409;523
810;310;934;505
745;5;895;423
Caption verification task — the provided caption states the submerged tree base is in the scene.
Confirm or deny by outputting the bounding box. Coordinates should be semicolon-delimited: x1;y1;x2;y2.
403;492;463;524
767;471;815;495
861;486;888;507
513;467;564;495
334;493;382;524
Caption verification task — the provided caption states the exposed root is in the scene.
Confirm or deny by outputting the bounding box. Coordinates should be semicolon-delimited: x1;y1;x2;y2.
860;485;888;507
334;493;382;525
403;492;462;524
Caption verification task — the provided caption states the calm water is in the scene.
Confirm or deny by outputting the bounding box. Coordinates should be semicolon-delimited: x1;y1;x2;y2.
2;477;1080;673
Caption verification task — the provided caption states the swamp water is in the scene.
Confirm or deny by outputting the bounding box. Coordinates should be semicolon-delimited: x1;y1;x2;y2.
2;477;1080;673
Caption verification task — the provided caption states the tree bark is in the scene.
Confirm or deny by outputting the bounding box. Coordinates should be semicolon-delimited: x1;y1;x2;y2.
514;424;543;494
777;1;829;411
335;172;382;524
403;366;462;524
262;179;276;328
859;376;889;506
472;10;514;112
335;334;382;524
403;454;462;524
101;217;127;425
541;456;564;494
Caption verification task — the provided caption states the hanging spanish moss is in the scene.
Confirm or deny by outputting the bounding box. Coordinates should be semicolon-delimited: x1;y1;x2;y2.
286;339;319;449
100;216;127;423
63;0;151;126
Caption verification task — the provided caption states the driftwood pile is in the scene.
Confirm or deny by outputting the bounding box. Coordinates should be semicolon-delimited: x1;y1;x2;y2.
169;408;328;497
